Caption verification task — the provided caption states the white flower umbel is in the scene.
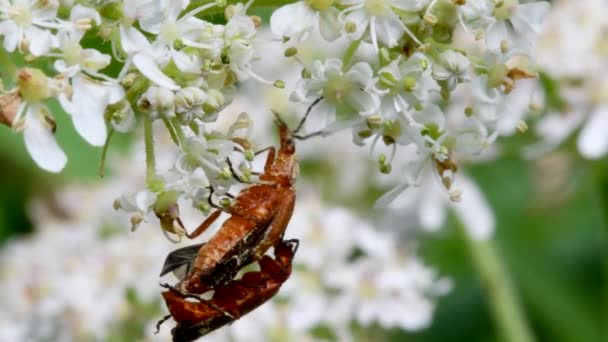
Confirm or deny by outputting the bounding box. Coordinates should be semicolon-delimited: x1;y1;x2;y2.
457;0;495;34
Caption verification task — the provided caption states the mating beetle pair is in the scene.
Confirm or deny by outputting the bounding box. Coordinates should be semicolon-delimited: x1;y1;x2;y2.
156;109;318;341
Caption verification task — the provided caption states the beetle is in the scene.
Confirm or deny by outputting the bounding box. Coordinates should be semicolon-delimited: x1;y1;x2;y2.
165;111;299;295
157;239;299;342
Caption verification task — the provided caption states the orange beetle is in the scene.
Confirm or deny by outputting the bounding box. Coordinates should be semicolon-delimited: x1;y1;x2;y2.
158;239;298;342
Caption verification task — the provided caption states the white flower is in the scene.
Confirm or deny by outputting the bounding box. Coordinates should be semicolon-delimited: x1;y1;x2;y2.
291;58;380;133
0;0;59;55
457;0;495;32
119;25;180;90
224;13;258;81
60;5;100;42
378;53;440;111
175;131;236;182
54;36;124;146
270;0;341;42
486;1;550;55
10;69;67;172
339;0;427;49
432;50;470;90
115;189;158;231
135;0;221;74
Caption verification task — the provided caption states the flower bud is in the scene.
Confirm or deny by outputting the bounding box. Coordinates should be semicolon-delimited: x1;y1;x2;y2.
137;86;175;119
175;87;207;112
284;47;298;57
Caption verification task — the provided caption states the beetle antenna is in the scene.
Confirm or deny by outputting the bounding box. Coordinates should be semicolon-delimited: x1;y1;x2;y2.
293;97;322;135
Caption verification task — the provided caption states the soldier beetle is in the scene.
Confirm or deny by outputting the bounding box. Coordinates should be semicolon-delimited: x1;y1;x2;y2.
157;239;299;342
166;111;300;295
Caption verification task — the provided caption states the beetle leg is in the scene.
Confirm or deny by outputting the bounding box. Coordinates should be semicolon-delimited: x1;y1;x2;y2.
187;210;222;239
226;157;251;183
293;96;323;134
200;300;235;319
206;186;232;212
262;147;276;173
155;314;171;334
254;146;273;156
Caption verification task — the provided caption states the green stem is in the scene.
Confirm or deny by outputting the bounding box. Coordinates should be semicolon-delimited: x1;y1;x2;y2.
162;117;180;146
459;220;535;342
143;118;157;183
171;118;188;149
185;0;295;20
342;39;362;71
98;129;115;178
595;163;608;339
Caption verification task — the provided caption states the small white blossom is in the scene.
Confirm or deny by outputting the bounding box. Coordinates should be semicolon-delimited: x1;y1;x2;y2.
0;0;59;55
339;0;428;49
432;50;471;90
485;0;550;54
270;0;341;41
291;58;380;132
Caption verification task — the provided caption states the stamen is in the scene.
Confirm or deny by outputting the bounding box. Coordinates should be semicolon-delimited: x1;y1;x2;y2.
180;2;218;22
247;69;275;85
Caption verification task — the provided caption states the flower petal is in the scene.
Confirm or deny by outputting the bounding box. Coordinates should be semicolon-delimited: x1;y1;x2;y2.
577;106;608;159
133;53;179;90
23;106;67;172
119;26;150;55
0;21;19;52
319;7;342;41
450;176;494;240
374;13;405;47
69;77;108;146
24;26;55;56
270;1;316;38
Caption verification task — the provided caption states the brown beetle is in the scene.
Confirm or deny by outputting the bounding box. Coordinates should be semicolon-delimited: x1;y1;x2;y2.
158;239;298;342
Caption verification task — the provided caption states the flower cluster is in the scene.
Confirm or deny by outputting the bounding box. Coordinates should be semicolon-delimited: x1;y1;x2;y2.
272;0;550;205
0;0;551;235
0;0;284;239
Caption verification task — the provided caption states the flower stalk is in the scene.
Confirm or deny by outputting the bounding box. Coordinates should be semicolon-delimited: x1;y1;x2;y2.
459;219;534;342
143;118;157;186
